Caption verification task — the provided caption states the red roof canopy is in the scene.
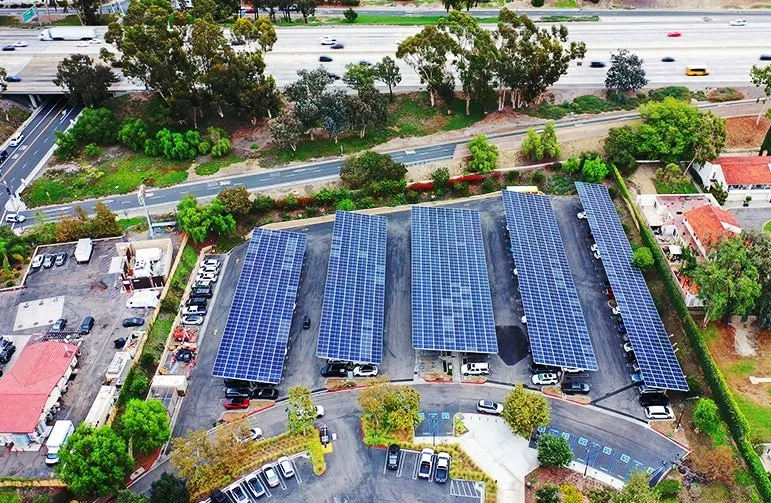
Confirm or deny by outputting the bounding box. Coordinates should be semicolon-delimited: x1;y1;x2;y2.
684;204;741;248
714;156;771;185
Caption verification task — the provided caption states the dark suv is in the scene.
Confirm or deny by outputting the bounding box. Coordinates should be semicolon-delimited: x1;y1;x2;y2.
561;382;591;395
225;388;251;399
185;297;208;307
0;342;15;363
79;316;95;335
320;363;350;377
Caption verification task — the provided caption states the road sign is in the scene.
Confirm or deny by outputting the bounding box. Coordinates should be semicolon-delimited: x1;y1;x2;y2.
22;7;36;23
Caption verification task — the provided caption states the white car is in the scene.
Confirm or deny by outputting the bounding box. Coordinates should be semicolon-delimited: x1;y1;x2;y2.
76;41;90;47
593;249;601;260
89;38;102;44
5;213;26;224
476;400;504;415
623;342;634;353
729;19;746;26
645;404;674;420
13;41;27;47
611;305;621;316
194;279;214;288
277;456;295;478
577;211;587;220
315;405;325;417
202;258;221;268
197;272;218;282
418;448;434;479
31;254;45;269
590;244;599;252
9;134;24;147
250;427;263;440
262;464;280;487
520;315;527;324
353;365;378;377
531;373;560;385
320;36;337;45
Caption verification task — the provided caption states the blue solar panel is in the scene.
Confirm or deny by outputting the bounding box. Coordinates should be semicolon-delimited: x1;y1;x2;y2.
212;228;307;384
575;182;688;391
317;211;388;364
411;206;498;353
501;190;598;371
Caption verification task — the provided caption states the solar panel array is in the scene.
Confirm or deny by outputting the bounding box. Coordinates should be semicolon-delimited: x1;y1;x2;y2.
575;182;688;391
411;206;498;353
501;190;598;371
317;211;388;364
212;228;307;384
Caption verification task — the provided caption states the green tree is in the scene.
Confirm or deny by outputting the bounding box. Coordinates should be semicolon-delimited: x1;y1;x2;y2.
631;247;654;270
169;430;214;495
337;199;356;211
358;383;421;433
54;131;79;160
396;25;454;108
217;186;252;215
176;195;237;243
71;107;120;145
120;399;171;455
232;16;277;52
744;230;771;329
348;87;388;139
0;66;8;95
709;181;728;205
344;63;376;91
562;157;580;174
750;64;771;124
605;49;648;94
692;236;761;324
521;128;544;161
431;167;451;193
536;484;560;503
56;425;134;497
73;0;103;25
502;385;550;438
443;0;462;10
374;56;402;101
340;151;407;189
610;470;659;503
655;163;692;190
117;490;150;503
286;385;316;435
211;137;232;158
581;157;609;183
541;122;561;159
603;125;639;175
269;111;303;152
284;67;334;138
90;202;122;238
692;397;721;438
343;7;358;22
467;135;499;173
0;228;28;272
537;435;573;467
654;479;682;500
149;472;189;503
53;54;114;108
320;90;350;142
118;119;149;153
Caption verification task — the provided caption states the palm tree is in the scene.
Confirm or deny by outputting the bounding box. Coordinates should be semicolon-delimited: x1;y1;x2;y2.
0;238;28;272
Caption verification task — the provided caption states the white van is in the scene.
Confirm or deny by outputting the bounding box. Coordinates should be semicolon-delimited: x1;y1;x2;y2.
461;362;490;376
9;133;24;147
645;405;674;420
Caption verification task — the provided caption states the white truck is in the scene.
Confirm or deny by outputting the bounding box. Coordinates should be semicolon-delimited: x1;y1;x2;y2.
45;420;74;465
84;385;118;428
126;290;160;309
39;27;97;41
74;238;93;264
104;352;132;384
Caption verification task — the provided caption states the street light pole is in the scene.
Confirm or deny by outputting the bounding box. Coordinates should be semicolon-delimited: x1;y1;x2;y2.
583;448;590;477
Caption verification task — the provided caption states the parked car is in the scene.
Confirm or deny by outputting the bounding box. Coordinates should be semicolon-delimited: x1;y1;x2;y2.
182;305;207;316
302;313;311;329
604;287;614;298
78;316;95;335
617;323;627;334
262;464;280;487
645;404;674;420
623;342;634;353
529;363;560;375
639;393;670;407
561;381;591;395
121;317;145;328
418;448;434;479
196;272;218;282
250;427;263;440
277;456;295;478
630;372;644;384
576;211;587;219
353;364;378;377
320;363;350;377
202;258;220;268
31;254;45;269
0;343;16;363
209;489;230;503
181;314;205;325
191;287;212;298
228;484;249;503
185;296;208;307
200;265;219;274
223;397;250;409
42;254;55;268
460;362;489;376
52;318;67;331
225;387;251;399
251;387;279;400
532;373;560;385
245;475;266;498
54;252;67;267
387;444;400;470
434;452;450;483
476;400;504;415
194;279;214;289
319;424;330;445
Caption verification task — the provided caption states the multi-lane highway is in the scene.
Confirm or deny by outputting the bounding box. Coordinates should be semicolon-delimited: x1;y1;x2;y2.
2;15;771;93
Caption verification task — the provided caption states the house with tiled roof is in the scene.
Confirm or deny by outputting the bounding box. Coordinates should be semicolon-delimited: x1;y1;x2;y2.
693;156;771;207
0;341;78;451
683;204;742;258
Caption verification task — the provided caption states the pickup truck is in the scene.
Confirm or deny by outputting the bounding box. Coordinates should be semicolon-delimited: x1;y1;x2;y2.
418;448;434;479
434;452;450;483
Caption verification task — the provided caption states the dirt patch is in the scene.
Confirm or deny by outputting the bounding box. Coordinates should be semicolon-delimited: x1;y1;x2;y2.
524;466;612;503
725;116;770;150
628;163;661;196
708;322;771;408
0;101;31;144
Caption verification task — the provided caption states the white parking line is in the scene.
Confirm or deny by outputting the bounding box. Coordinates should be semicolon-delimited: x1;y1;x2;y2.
412;453;420;480
382;449;389;475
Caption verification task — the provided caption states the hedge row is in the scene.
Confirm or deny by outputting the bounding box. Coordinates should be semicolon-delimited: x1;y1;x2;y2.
611;167;771;502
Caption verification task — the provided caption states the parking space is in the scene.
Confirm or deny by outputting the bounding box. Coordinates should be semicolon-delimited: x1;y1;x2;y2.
219;455;306;501
0;238;156;477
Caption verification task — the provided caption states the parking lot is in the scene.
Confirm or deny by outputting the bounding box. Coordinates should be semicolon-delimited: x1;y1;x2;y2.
0;238;161;477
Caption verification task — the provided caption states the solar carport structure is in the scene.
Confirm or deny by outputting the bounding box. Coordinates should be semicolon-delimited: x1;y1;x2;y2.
411;206;498;354
575;182;688;391
212;228;307;384
501;190;598;371
316;211;388;364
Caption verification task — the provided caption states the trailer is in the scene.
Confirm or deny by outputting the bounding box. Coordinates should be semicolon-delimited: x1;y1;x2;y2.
45;420;74;465
126;290;160;309
74;238;93;263
105;352;132;384
39;27;97;41
84;385;118;428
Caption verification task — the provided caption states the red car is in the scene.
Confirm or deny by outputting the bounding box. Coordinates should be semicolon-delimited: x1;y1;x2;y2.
224;397;250;410
667;32;681;37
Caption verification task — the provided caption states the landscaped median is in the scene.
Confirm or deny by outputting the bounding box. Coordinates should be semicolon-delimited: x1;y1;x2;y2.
611;166;771;502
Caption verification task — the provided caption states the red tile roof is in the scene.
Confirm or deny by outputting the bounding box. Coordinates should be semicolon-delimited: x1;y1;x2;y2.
0;341;77;433
684;204;741;248
714;156;771;185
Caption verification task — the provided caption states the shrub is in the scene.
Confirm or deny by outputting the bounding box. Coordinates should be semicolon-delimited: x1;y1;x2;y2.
211;138;232;158
648;86;691;102
252;194;275;213
83;143;102;158
284;193;299;210
562;157;580;174
560;483;583;503
655;479;682;499
343;7;358;22
118;118;149;152
693;398;722;439
481;177;500;194
537;435;573;467
505;170;521;184
452;182;469;196
531;0;544;6
707;87;744;102
198;141;211;155
530;171;546;185
468;135;499;173
571;95;609;114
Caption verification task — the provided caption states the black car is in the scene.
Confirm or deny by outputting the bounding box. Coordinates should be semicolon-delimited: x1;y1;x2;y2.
529;362;560;375
5;75;20;83
225;387;251;399
0;343;15;363
639;393;670;407
209;489;229;503
43;254;55;268
0;151;7;163
122;317;145;327
54;252;67;267
251;387;279;400
52;318;67;331
2;45;15;51
561;381;591;395
302;313;311;330
319;55;333;62
661;56;676;62
191;287;212;298
79;316;95;335
761;54;771;61
185;296;208;306
617;323;627;334
331;43;344;49
320;363;350;377
387;444;400;470
589;61;606;68
319;424;330;445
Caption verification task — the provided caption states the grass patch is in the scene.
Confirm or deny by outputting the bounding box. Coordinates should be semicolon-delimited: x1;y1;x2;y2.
261;93;484;166
654;180;698;194
707;88;745;102
0;16;23;27
554;0;577;7
734;394;771;442
52;15;82;26
727;360;757;377
194;155;245;176
22;154;190;207
763;221;771;233
118;217;146;230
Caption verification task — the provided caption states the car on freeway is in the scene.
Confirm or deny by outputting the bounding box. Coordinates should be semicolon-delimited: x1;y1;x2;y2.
54;252;68;267
319;55;333;62
245;475;266;498
9;134;24;147
434;452;450;483
5;213;26;224
761;54;771;61
223;397;250;409
76;41;89;47
667;32;681;37
302;313;311;329
122;317;145;327
320;36;337;45
331;43;344;49
662;56;676;62
320;362;351;377
262;464;280;487
353;364;378;377
251;387;279;400
387;444;400;470
2;45;15;51
476;400;504;415
577;211;587;219
359;60;372;66
277;456;295;478
90;38;102;45
181;314;205;325
561;381;591;395
228;484;249;503
14;41;28;47
418;448;434;479
729;19;746;26
31;254;45;269
52;318;68;331
6;75;22;83
589;61;605;68
43;254;55;268
532;373;560;385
